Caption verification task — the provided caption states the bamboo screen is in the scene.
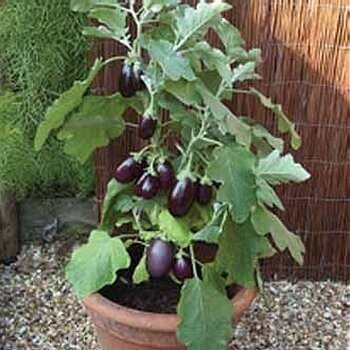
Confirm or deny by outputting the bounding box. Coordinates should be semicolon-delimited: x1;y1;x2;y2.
92;0;350;281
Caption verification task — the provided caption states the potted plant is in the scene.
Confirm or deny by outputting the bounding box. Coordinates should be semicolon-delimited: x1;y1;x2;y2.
35;0;310;349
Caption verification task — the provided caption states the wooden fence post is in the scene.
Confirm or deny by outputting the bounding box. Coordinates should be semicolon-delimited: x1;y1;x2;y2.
0;192;19;261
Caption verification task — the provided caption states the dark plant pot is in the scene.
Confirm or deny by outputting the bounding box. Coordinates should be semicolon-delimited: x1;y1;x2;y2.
83;287;257;350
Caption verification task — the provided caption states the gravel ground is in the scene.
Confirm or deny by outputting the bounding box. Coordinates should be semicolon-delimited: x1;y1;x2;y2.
0;242;349;350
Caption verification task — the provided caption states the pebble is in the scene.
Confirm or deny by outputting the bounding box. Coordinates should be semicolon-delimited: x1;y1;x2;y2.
1;243;349;349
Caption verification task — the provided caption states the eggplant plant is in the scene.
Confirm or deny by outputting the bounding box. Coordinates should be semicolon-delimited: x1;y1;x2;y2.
35;0;310;349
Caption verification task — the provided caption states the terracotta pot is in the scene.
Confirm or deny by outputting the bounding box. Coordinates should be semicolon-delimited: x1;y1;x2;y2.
83;287;257;350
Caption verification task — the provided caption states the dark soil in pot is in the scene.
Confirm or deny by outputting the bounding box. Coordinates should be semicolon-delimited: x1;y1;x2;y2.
100;278;181;314
100;277;243;314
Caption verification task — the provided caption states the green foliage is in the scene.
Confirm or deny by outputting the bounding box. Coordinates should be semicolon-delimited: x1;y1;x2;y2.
0;0;93;197
66;230;131;298
176;278;233;350
133;255;149;284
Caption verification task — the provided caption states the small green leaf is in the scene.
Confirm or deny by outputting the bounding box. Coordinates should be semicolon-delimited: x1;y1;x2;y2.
101;179;131;228
175;1;231;49
158;210;191;247
57;95;126;163
249;88;301;149
114;193;135;213
232;62;260;83
256;178;285;211
251;205;305;265
66;230;130;298
208;143;257;223
196;84;251;147
252;125;284;152
190;42;231;83
88;7;127;39
216;217;275;287
133;255;149;284
256;150;310;185
147;40;196;81
34;58;103;151
176;278;233;350
215;19;244;58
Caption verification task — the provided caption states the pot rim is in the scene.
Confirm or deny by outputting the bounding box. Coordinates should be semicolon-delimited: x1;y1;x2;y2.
83;286;257;333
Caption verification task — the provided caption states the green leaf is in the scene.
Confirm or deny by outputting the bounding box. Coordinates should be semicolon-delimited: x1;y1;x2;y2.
196;84;251;146
66;230;130;298
232;62;260;83
144;0;179;12
70;0;119;12
208;143;257;223
133;255;149;284
202;264;226;295
114;193;135;213
256;150;310;185
192;205;227;243
216;217;275;287
249;88;301;149
164;79;201;106
256;178;284;211
158;210;191;247
57;95;126;163
34;58;103;151
176;278;233;350
252;125;284;152
88;7;127;39
101;179;131;228
251;205;305;265
175;1;231;49
147;40;196;81
190;42;231;83
215;19;244;58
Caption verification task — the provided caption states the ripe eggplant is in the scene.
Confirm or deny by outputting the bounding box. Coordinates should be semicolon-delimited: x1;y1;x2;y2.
138;116;157;139
156;160;175;190
146;239;175;278
119;63;139;98
168;178;196;217
115;155;142;183
135;173;160;199
196;183;213;205
173;257;193;280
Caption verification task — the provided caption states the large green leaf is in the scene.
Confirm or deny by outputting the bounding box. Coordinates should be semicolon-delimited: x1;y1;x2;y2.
66;230;130;298
251;205;305;265
249;88;301;149
208;143;257;223
175;1;231;49
216;217;275;287
34;58;103;151
147;40;196;81
176;278;233;350
256;150;310;185
158;209;191;247
57;95;126;163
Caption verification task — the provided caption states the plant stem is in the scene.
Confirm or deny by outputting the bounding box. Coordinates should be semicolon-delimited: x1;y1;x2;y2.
189;244;198;279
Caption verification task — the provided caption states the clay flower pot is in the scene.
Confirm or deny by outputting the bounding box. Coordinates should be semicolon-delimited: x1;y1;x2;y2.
83;287;257;350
